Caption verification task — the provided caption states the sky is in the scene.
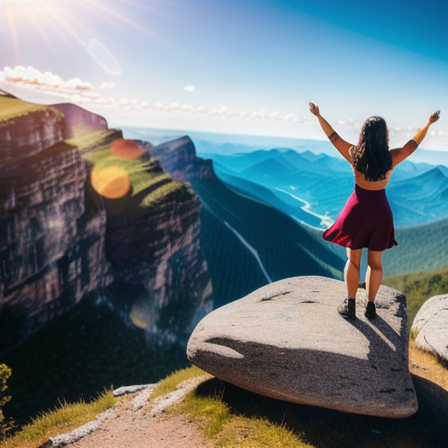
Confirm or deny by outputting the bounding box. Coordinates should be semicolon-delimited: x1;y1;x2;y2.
0;0;447;151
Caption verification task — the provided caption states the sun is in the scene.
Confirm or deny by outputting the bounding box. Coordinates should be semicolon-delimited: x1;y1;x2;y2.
1;0;165;68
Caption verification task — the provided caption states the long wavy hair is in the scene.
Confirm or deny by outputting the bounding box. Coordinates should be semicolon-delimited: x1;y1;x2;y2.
352;116;392;181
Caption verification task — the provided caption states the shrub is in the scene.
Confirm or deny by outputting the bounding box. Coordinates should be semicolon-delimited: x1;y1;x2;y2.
0;364;14;439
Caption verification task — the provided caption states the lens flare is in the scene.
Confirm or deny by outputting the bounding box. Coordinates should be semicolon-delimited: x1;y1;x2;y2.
91;166;131;199
87;39;122;76
110;138;146;160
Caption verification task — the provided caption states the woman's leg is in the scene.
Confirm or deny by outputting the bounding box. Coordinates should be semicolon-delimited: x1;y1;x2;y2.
338;248;361;318
344;248;362;299
366;250;383;302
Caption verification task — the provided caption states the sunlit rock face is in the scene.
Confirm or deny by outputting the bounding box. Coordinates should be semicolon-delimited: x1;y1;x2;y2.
52;103;108;139
188;277;418;418
0;98;65;169
412;294;448;363
0;94;212;347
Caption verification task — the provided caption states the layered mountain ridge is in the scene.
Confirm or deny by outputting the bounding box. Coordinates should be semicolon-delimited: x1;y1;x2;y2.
204;148;448;228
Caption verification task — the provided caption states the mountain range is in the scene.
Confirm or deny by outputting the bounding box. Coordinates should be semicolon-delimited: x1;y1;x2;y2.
201;148;448;229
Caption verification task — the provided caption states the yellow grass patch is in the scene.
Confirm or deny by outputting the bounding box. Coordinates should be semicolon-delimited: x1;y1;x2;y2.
409;338;448;391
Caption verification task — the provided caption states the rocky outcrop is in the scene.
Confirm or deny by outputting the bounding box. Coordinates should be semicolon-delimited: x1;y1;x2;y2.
140;136;215;182
0;96;65;170
146;136;197;181
412;294;448;363
187;276;418;418
52;103;108;139
0;95;212;348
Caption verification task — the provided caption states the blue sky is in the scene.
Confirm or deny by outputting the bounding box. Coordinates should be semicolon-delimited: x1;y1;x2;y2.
0;0;447;150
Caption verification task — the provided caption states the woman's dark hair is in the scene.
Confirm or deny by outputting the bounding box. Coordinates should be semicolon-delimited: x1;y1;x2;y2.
352;116;392;181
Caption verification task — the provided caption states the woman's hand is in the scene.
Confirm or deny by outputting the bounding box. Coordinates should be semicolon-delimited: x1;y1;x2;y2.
309;102;320;117
429;110;441;124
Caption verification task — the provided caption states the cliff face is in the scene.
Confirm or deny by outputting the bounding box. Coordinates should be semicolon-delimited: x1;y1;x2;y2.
0;94;212;349
80;134;213;342
147;136;197;181
0;97;112;344
142;136;215;182
52;103;108;139
0;97;65;170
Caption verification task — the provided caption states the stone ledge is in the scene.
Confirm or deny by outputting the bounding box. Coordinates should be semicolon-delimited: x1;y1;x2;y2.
187;276;418;418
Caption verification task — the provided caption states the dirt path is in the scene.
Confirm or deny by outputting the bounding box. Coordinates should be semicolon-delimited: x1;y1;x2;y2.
49;377;212;448
45;341;448;448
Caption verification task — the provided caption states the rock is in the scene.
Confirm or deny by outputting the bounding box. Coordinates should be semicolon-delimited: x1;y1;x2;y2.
149;136;197;181
187;276;418;418
412;294;448;363
40;408;114;448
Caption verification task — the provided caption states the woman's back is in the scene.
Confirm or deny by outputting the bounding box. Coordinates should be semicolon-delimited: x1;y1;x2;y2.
348;146;393;190
352;167;392;190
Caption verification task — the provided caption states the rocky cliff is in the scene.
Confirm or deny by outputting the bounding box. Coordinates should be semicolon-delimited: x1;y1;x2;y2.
0;92;212;349
0;96;65;169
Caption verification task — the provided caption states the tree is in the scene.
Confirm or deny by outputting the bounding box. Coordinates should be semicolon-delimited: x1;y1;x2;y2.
0;364;14;439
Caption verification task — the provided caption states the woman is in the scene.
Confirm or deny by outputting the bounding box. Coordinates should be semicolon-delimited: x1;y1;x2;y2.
309;102;440;319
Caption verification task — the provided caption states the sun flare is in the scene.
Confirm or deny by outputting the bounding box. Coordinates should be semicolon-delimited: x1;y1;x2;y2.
1;0;164;70
91;166;132;199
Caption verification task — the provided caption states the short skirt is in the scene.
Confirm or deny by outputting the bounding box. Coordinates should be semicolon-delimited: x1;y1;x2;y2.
323;184;397;251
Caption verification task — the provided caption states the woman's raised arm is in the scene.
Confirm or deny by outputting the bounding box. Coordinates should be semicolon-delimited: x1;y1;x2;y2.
309;102;353;162
390;110;441;167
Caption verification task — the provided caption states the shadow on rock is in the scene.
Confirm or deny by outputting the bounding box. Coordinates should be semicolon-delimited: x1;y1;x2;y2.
193;374;448;448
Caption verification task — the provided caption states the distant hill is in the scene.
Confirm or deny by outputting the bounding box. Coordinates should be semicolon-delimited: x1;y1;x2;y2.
383;267;448;327
382;218;448;276
189;170;345;308
388;166;448;224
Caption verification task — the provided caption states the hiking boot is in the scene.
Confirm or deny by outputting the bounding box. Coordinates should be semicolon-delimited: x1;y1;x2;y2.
338;298;356;319
365;301;377;319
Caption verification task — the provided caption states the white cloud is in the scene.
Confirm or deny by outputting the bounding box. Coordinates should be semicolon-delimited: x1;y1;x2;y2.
100;82;115;90
1;66;446;151
184;85;196;92
0;66;94;93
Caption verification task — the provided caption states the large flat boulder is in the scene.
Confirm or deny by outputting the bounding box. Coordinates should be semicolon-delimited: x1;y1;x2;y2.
187;276;417;418
412;294;448;363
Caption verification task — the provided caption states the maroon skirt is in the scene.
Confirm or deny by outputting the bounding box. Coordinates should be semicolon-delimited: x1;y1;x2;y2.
323;184;397;251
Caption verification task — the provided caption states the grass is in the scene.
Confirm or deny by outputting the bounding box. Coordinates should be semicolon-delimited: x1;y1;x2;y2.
66;130;119;151
82;145;194;213
408;338;448;389
171;383;312;448
0;97;52;122
383;266;448;328
0;390;114;448
153;367;313;448
151;365;209;400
